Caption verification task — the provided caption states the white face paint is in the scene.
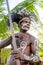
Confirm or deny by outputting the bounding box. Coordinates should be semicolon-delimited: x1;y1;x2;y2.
20;18;31;31
21;23;30;30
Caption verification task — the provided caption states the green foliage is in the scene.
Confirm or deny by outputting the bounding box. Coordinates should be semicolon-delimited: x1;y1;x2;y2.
40;3;43;8
0;0;14;39
1;48;11;64
39;44;43;57
0;8;5;12
0;0;5;5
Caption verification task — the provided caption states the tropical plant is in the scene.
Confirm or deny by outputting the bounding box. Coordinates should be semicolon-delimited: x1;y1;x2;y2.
0;0;9;39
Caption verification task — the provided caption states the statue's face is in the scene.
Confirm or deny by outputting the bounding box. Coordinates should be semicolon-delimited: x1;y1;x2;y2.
19;17;31;31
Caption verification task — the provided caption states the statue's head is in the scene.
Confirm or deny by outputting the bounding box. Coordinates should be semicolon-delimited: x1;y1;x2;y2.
8;9;31;32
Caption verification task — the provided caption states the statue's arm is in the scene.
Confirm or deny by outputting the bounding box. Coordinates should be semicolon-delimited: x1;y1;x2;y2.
0;36;12;49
